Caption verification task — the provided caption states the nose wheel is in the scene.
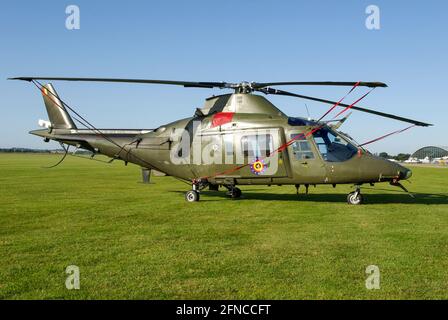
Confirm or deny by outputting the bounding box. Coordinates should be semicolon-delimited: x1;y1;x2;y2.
347;186;363;205
185;190;200;202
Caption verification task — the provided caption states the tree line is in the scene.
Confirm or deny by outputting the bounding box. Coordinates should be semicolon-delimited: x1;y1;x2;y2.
377;152;411;161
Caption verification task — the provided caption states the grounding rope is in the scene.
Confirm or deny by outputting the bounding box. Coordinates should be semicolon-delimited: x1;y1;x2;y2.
358;124;416;147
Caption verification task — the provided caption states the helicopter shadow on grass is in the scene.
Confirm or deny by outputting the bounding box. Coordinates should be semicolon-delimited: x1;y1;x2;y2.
172;190;448;205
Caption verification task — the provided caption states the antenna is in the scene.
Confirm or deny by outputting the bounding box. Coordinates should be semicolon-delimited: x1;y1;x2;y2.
305;103;311;121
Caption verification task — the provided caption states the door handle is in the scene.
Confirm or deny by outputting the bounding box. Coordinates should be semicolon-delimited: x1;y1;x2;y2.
301;161;308;165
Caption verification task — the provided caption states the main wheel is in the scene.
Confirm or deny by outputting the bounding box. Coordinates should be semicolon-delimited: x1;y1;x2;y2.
347;191;363;205
229;187;242;199
185;190;200;202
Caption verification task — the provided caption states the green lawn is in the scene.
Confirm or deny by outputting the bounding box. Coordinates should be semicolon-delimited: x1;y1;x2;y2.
0;153;447;299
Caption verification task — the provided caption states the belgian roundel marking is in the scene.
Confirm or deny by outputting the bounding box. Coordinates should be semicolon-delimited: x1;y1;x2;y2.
250;159;266;175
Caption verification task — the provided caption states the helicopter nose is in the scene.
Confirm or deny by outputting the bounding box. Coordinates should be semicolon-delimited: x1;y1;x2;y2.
398;166;412;180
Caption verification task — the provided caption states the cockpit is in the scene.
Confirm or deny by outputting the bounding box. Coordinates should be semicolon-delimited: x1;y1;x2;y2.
290;123;359;163
312;127;358;162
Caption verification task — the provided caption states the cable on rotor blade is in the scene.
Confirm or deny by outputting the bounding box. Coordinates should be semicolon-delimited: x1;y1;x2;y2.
333;88;375;119
359;125;416;147
317;81;360;122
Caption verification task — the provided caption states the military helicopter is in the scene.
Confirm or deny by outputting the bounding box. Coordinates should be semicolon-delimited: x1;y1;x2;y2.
10;77;432;204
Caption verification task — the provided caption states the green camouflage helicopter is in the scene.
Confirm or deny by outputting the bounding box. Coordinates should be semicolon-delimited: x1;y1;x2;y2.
10;77;431;204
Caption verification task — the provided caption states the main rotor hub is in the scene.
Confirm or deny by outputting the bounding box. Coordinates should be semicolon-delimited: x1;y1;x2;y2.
233;81;255;94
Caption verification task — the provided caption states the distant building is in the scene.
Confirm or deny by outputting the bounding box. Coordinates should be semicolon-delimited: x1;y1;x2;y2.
407;146;448;165
412;146;448;159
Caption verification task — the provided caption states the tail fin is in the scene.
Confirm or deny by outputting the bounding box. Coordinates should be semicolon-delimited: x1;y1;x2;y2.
41;84;77;129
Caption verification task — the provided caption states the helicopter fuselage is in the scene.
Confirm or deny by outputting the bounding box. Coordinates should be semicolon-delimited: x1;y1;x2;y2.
29;87;413;204
31;95;411;187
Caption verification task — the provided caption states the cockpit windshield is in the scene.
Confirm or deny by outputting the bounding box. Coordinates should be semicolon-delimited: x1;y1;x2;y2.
312;127;358;162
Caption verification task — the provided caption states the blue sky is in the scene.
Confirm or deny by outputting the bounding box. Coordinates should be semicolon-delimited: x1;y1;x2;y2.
1;0;447;154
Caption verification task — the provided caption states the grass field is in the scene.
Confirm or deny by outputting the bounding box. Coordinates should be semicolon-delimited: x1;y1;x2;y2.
0;153;447;299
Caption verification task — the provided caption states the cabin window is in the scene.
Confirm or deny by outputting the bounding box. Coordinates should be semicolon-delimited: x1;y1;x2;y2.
223;134;234;156
312;127;357;162
290;134;315;160
241;134;273;158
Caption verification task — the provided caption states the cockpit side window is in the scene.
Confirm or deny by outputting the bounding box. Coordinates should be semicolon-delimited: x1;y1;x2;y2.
290;134;315;160
312;128;357;162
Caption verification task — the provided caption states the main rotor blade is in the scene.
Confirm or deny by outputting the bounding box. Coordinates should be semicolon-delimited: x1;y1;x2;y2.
9;77;233;89
10;77;388;90
254;81;387;89
259;88;432;127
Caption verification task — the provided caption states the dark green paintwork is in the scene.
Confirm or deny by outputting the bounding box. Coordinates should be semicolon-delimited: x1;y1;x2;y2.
30;84;411;190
